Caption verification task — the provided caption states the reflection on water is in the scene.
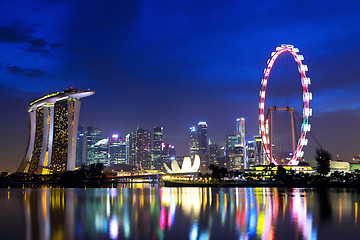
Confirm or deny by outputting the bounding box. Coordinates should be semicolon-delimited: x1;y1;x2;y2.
1;186;360;239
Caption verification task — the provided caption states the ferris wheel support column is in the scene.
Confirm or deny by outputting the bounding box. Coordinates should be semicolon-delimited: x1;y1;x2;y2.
290;110;295;153
270;110;273;164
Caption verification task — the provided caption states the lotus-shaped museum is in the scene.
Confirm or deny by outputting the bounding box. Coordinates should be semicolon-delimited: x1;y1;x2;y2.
163;155;200;173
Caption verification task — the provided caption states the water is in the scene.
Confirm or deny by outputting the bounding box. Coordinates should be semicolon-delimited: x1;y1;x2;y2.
1;185;360;239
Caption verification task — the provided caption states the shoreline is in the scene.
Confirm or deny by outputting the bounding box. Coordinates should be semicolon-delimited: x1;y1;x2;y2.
1;179;360;189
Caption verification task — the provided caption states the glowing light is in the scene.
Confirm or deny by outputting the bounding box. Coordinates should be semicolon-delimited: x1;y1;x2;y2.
302;124;311;132
296;151;304;158
160;207;167;230
109;216;119;240
259;114;264;122
303;77;311;85
189;222;199;240
303;108;312;117
259;102;264;109
303;92;312;101
300;65;308;72
260;91;266;98
300;139;308;146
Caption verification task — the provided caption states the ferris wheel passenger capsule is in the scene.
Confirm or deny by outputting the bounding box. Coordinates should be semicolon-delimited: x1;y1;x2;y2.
302;123;311;132
298;55;304;60
293;48;299;53
303;77;311;85
301;65;308;72
296;151;304;158
300;139;308;146
303;108;312;117
303;92;312;101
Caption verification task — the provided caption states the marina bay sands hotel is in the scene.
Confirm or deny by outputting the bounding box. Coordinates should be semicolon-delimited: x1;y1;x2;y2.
17;88;94;174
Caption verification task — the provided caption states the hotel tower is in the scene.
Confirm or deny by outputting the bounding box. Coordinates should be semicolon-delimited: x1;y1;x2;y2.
17;88;94;174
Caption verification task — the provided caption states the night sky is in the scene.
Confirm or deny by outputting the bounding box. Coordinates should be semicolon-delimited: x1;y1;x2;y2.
0;0;359;172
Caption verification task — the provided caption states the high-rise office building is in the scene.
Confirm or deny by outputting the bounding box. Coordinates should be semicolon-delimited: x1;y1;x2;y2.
18;88;94;174
209;139;220;165
85;126;102;165
92;138;109;166
76;125;85;168
109;134;127;165
152;127;164;170
236;118;245;147
189;125;199;157
135;127;151;170
226;134;244;169
198;121;209;171
126;132;136;166
247;140;256;166
162;143;176;164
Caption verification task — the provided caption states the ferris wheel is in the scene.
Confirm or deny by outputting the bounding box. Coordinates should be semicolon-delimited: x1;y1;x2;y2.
259;44;312;165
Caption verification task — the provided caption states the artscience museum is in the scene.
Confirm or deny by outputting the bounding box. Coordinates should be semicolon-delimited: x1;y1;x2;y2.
163;155;201;173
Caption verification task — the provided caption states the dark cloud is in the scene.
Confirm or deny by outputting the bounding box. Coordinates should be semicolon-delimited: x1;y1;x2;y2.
7;65;44;77
0;21;50;53
50;43;62;48
0;21;32;43
24;38;48;53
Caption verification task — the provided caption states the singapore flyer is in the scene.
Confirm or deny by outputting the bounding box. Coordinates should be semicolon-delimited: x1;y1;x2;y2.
259;44;312;166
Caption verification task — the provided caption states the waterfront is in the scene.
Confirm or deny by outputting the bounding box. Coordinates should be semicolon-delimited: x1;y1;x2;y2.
1;186;360;239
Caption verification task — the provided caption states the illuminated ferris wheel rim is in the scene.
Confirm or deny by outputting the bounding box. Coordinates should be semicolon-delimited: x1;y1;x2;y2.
259;44;312;166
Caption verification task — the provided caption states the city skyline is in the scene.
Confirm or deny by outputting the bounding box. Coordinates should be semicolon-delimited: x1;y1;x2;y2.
1;0;360;171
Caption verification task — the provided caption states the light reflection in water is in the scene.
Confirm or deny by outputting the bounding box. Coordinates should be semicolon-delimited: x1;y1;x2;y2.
2;187;360;239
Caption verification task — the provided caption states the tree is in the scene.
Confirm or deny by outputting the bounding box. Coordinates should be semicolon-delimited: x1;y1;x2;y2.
315;148;331;176
276;165;287;181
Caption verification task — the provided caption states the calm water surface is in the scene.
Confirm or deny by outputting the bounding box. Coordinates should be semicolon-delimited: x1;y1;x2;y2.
1;185;360;239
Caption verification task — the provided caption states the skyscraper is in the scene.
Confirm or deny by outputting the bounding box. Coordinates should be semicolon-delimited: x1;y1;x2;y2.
152;127;164;170
209;139;220;165
189;125;199;157
126;132;136;166
225;134;244;169
236;118;245;147
109;134;127;165
135;127;151;170
92;138;109;166
197;121;209;171
85;126;102;165
17;88;94;174
76;125;85;168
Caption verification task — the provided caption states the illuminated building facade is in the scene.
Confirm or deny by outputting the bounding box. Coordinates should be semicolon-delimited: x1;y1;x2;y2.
189;125;199;157
197;122;209;170
126;132;136;166
17;88;94;174
76;126;85;167
236;118;245;147
152;126;164;169
92;138;109;166
209;139;220;165
109;134;127;165
135;127;151;170
85;126;101;165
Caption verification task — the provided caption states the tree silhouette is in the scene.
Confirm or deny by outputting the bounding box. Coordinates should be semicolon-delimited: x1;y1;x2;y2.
315;148;331;176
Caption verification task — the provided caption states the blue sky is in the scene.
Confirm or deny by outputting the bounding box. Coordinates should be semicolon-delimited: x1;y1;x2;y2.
0;0;359;171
